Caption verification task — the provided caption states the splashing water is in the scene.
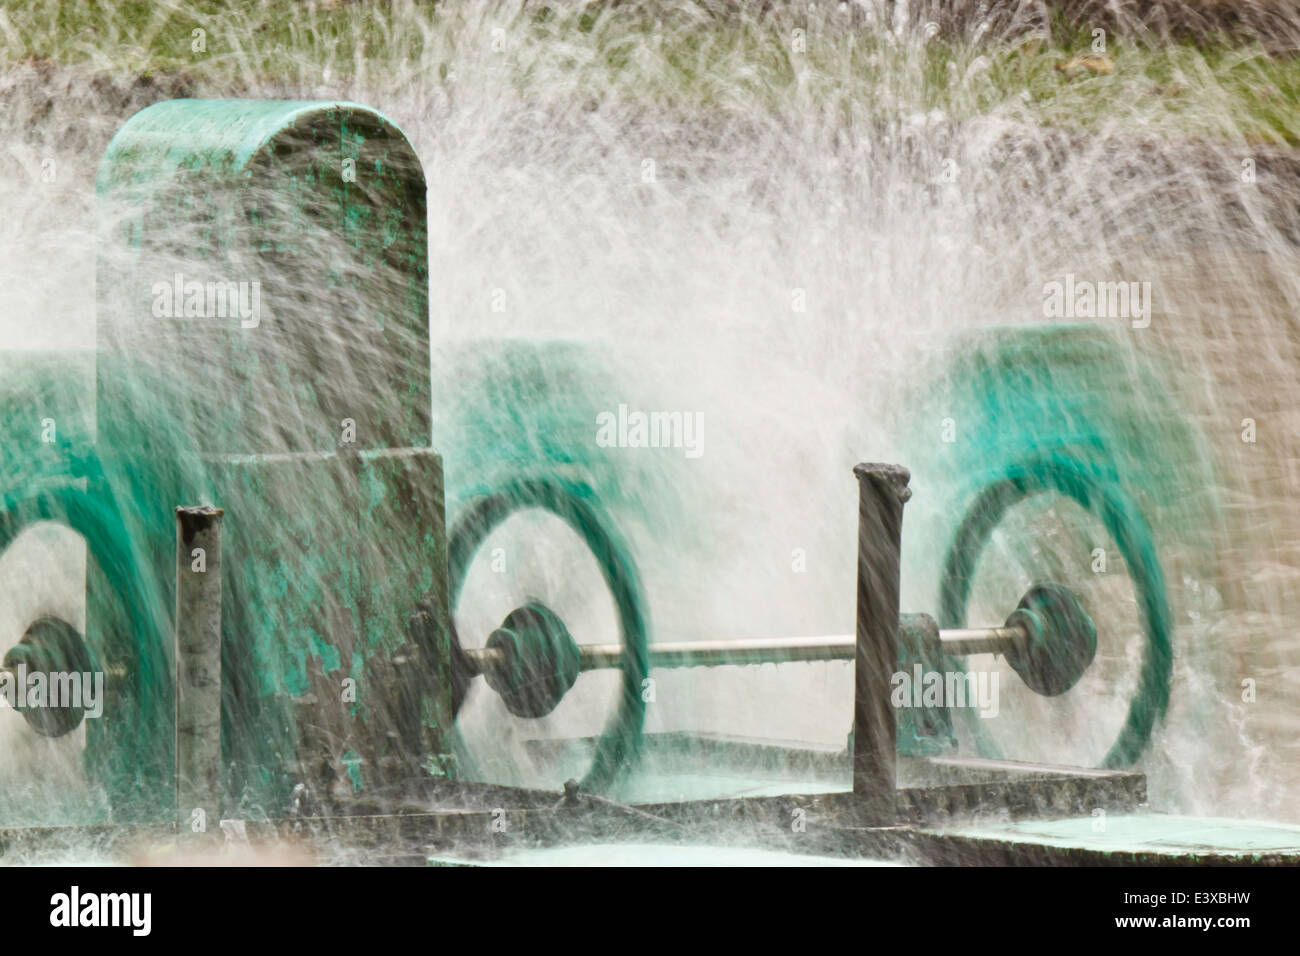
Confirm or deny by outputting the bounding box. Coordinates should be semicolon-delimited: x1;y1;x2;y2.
0;0;1298;854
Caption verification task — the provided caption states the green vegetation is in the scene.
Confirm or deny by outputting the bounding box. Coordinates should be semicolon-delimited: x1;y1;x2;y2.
2;1;1298;142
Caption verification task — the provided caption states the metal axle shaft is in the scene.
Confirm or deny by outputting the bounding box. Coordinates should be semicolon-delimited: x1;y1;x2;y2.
459;614;1027;676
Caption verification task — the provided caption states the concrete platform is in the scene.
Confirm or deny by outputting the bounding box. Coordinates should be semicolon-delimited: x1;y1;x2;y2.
429;844;902;867
911;814;1300;865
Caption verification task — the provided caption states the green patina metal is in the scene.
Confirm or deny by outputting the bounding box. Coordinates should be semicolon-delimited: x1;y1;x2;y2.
35;97;461;820
939;455;1172;768
904;323;1201;767
0;116;666;819
96;98;432;452
0;98;1205;832
909;323;1207;512
446;476;650;793
433;339;685;528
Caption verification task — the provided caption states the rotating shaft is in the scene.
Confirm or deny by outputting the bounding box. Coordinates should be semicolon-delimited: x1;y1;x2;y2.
458;613;1029;676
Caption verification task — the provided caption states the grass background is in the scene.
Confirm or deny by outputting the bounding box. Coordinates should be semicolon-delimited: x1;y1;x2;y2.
0;1;1297;143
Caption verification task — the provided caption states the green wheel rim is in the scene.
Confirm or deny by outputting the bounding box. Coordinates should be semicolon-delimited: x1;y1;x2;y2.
0;475;171;817
447;477;649;793
938;455;1172;769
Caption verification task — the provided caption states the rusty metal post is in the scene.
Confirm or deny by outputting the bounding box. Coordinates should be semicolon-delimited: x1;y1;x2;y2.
852;463;911;824
175;505;224;833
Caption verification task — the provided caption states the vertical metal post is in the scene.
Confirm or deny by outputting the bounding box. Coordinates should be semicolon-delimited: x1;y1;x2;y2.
852;463;911;825
175;505;224;832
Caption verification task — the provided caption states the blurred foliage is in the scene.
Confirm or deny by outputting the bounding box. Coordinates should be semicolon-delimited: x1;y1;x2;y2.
1;1;1299;143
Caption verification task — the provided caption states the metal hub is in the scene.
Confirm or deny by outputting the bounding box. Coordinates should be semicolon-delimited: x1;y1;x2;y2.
1002;583;1098;697
3;616;95;737
481;603;581;719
